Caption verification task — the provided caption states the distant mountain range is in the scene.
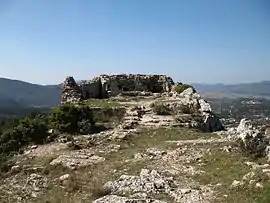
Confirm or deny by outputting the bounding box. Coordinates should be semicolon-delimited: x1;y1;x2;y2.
0;78;61;107
0;77;269;118
0;78;60;118
193;81;270;97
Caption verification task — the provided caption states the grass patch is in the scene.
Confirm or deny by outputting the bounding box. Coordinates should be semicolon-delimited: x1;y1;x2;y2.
194;150;250;185
194;150;270;203
83;99;121;109
121;127;213;150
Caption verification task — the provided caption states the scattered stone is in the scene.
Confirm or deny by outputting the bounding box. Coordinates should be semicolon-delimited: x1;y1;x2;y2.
93;195;167;203
230;180;244;189
262;169;270;173
222;145;232;152
255;183;264;189
134;148;166;160
11;165;21;173
30;145;38;150
50;150;105;169
180;189;192;194
59;174;70;181
242;172;256;182
100;168;209;202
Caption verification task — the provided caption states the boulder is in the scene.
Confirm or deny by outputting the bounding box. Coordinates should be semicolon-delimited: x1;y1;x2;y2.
229;119;270;159
171;88;224;132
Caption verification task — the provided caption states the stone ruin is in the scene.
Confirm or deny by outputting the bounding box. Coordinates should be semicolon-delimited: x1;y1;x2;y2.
60;74;225;132
61;74;174;104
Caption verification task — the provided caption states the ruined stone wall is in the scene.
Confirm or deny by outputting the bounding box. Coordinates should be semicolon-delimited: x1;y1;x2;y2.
61;74;174;104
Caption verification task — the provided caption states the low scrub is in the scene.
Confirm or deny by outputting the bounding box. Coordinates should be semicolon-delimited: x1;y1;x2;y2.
238;136;269;158
0;113;50;171
50;104;95;134
151;102;172;115
0;102;125;171
173;83;195;94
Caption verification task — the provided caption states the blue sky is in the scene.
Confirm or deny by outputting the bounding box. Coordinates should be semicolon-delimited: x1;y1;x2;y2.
0;0;269;84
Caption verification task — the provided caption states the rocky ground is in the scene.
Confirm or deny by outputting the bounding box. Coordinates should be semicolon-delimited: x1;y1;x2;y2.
1;91;270;203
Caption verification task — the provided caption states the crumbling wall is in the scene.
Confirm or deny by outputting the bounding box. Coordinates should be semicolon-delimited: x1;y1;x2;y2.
61;74;174;104
61;77;82;104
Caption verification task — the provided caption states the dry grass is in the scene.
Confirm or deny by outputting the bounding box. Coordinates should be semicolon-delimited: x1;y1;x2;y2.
10;127;217;203
194;149;270;203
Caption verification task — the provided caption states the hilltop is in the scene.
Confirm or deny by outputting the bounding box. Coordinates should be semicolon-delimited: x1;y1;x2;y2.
0;74;270;202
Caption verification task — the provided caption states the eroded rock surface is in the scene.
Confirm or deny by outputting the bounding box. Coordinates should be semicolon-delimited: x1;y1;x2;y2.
99;169;212;203
50;150;105;169
93;195;167;203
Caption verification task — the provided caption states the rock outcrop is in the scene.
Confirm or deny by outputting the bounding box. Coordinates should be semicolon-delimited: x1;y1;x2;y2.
94;168;211;203
228;118;270;158
61;74;174;103
170;88;224;132
93;195;167;203
61;74;224;132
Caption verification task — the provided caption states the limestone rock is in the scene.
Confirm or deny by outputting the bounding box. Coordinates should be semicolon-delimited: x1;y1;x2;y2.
134;148;166;161
230;180;244;189
170;88;224;132
59;174;70;181
93;195;167;203
242;172;256;182
236;119;261;141
255;183;264;189
101;169;192;202
230;119;270;158
50;150;105;169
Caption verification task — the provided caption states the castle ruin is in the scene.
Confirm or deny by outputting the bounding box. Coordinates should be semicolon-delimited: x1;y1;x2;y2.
61;74;174;104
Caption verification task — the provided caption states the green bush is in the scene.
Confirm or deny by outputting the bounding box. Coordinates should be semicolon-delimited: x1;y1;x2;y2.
238;136;268;158
49;104;95;134
151;102;172;115
174;84;196;94
0;113;50;171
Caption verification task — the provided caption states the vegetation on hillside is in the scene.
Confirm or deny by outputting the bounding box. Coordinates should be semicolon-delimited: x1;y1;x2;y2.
195;149;270;203
0;102;124;171
173;83;196;94
151;102;172;115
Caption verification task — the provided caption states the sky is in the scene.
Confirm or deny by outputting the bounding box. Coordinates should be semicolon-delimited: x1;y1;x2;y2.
0;0;269;85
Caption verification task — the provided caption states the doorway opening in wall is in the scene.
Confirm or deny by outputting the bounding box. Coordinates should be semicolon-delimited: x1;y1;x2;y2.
85;91;90;99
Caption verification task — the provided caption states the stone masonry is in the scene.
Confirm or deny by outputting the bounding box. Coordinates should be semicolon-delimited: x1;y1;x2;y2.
61;74;174;104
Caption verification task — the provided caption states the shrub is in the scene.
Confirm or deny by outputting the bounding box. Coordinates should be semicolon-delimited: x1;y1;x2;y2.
238;136;268;158
174;84;196;94
176;104;198;114
49;104;95;134
0;114;49;154
151;102;172;115
78;119;94;134
0;113;50;171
